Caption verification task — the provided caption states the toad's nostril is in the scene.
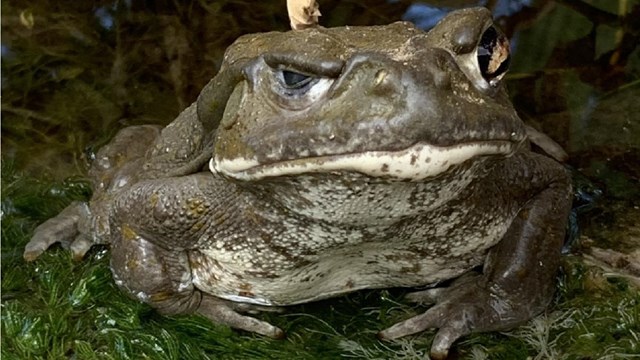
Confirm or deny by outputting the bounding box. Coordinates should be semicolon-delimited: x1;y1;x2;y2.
374;69;388;86
371;69;398;96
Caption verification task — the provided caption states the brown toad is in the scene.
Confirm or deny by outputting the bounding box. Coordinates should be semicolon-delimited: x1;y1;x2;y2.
25;8;572;359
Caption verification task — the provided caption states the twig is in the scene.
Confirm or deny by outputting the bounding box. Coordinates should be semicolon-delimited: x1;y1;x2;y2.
287;0;320;30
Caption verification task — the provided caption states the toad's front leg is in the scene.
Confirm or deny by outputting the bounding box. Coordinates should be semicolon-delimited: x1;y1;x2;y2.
24;201;93;261
109;222;283;338
107;172;284;338
378;157;572;360
24;125;164;262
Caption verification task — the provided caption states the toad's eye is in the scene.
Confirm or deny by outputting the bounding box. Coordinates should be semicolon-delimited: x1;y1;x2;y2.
266;62;336;109
477;26;510;85
272;67;333;107
276;69;319;95
282;70;314;89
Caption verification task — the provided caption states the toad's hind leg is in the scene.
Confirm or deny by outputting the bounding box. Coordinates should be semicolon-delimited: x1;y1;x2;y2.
110;230;283;338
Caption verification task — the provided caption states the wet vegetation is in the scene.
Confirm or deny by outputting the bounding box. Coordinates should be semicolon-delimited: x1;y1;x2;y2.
2;0;639;359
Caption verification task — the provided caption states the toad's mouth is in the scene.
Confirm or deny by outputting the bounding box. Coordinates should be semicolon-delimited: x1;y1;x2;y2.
211;140;520;181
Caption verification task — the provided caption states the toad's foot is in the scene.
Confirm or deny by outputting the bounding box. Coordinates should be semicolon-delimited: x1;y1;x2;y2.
198;295;285;339
24;202;93;261
378;275;525;360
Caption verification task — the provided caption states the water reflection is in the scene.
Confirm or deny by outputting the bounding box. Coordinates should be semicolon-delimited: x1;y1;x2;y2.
402;0;535;29
402;4;452;29
94;6;115;30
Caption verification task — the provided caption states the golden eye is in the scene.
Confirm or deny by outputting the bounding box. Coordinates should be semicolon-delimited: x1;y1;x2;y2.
477;26;511;84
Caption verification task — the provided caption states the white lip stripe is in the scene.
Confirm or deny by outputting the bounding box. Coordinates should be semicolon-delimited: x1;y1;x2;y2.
211;141;516;181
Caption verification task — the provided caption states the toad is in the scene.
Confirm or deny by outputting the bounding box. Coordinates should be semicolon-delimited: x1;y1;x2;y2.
24;7;572;359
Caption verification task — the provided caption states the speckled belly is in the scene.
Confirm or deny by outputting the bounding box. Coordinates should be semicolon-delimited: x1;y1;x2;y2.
188;218;510;306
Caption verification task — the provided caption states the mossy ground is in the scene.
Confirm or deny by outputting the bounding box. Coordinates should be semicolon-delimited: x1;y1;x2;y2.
2;1;639;359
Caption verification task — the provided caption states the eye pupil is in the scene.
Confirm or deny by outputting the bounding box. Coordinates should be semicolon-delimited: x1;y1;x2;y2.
477;26;510;83
282;70;312;88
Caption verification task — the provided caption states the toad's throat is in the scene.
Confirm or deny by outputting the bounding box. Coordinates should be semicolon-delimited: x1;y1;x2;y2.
212;140;519;181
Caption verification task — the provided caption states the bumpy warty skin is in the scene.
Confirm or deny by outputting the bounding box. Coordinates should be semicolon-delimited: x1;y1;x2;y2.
24;7;573;360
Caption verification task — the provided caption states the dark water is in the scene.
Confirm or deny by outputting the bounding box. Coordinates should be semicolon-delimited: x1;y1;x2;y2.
1;0;638;358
